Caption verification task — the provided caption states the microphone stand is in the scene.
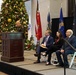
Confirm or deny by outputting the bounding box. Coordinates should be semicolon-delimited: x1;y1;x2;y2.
63;38;66;75
63;38;76;75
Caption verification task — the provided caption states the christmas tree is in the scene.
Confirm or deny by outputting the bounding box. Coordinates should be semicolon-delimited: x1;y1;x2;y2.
0;0;28;33
0;0;29;49
24;35;36;50
0;0;36;50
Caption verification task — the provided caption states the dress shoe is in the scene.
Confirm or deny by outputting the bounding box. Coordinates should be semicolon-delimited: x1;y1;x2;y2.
34;54;38;57
56;63;64;67
46;62;51;65
41;52;47;56
34;61;40;64
64;65;69;68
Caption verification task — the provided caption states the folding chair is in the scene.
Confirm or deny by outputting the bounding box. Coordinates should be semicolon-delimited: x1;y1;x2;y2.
69;52;76;68
41;52;47;62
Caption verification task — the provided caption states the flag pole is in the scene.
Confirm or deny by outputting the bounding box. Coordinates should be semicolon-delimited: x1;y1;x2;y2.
59;0;66;75
37;0;40;45
60;0;66;75
47;7;52;31
35;0;42;53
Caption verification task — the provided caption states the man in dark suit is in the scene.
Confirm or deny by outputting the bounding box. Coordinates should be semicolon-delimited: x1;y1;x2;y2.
34;30;54;63
56;29;76;68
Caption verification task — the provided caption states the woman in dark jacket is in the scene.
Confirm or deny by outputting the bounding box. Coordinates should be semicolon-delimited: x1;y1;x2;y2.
43;31;64;65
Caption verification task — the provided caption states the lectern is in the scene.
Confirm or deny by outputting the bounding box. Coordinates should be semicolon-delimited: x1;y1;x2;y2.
1;32;24;62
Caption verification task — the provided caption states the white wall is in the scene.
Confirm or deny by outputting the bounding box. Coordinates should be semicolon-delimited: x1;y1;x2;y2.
25;1;32;40
50;0;68;18
0;0;3;11
31;0;68;44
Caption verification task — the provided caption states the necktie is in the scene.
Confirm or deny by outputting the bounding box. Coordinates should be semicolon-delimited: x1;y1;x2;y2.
44;36;49;46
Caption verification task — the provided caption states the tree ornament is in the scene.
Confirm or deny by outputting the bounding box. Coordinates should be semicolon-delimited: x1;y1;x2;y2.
5;24;8;26
6;29;8;31
8;18;12;22
20;2;23;5
5;3;9;7
3;0;6;2
16;1;18;4
14;5;16;8
11;30;15;32
23;21;26;24
21;12;23;15
25;32;28;34
12;15;15;18
15;20;21;27
5;10;8;14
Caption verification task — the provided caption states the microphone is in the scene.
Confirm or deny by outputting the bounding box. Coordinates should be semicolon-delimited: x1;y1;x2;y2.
62;38;76;51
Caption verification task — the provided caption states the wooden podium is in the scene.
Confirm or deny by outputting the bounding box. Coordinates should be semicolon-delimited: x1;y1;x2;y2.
1;32;24;62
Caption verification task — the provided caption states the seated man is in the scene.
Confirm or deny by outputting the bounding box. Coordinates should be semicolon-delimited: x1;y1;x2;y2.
34;30;53;63
56;29;76;68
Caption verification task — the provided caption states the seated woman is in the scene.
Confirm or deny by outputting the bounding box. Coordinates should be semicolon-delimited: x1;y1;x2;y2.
42;31;64;65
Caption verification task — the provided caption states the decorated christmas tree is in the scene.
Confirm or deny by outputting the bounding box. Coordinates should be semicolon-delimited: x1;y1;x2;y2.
0;0;29;49
0;0;28;33
0;0;35;50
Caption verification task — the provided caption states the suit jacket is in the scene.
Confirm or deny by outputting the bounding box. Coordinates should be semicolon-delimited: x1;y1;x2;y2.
62;35;76;51
41;36;54;49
